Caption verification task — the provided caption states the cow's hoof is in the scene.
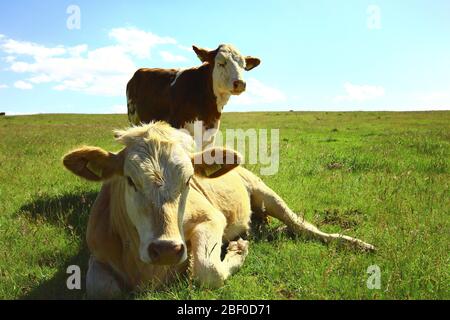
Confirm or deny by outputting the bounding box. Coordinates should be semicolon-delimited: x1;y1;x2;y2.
227;238;249;256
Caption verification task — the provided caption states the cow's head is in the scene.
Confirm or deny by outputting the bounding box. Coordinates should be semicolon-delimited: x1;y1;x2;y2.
193;44;261;96
63;122;241;266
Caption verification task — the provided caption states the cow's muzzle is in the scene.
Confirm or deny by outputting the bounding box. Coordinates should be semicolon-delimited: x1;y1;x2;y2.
232;80;246;94
147;240;186;265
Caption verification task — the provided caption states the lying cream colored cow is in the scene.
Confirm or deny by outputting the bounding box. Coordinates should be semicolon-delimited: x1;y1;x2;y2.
63;122;374;299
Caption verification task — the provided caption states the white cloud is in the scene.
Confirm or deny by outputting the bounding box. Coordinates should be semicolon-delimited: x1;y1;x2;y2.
159;50;188;62
14;80;33;90
1;39;66;59
335;82;385;102
3;56;16;63
28;74;54;84
68;44;88;57
232;78;287;106
0;84;8;89
5;46;135;96
0;28;189;97
109;27;176;59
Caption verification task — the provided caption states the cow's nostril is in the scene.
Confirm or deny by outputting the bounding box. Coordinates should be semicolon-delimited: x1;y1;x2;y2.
147;243;160;261
173;244;184;257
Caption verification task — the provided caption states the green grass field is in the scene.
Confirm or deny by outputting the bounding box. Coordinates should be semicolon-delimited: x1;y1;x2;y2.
0;111;449;299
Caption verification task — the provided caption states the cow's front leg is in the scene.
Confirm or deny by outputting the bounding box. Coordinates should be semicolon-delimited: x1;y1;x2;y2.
190;217;249;288
223;238;249;275
86;256;123;299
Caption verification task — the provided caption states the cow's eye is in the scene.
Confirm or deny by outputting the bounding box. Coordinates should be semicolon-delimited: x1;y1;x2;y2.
127;176;137;191
218;62;226;67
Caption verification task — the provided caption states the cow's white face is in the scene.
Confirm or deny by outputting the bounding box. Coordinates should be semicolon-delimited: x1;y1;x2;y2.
63;122;242;266
193;44;261;102
122;138;193;265
212;45;247;96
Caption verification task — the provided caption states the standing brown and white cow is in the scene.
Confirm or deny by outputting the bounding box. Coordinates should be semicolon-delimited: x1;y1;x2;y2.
126;44;261;148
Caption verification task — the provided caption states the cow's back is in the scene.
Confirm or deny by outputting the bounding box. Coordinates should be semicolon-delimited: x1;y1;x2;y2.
127;68;178;125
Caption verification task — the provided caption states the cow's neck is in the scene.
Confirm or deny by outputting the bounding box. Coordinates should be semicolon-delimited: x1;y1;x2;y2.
212;86;231;114
205;63;231;114
199;63;229;116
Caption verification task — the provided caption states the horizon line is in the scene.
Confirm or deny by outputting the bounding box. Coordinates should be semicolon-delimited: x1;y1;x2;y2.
2;109;450;116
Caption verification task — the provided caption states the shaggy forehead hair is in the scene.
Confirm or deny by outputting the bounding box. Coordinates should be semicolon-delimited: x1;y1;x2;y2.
114;121;195;152
217;44;245;66
114;122;195;201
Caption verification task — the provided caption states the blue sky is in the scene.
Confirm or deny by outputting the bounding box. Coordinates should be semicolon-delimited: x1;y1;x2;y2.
0;0;449;114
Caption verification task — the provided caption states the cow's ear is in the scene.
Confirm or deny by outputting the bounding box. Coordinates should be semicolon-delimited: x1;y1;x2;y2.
193;45;212;63
192;147;242;178
245;56;261;71
63;146;124;181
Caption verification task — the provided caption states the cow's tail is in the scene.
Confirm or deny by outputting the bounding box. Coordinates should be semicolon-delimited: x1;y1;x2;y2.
238;168;375;252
